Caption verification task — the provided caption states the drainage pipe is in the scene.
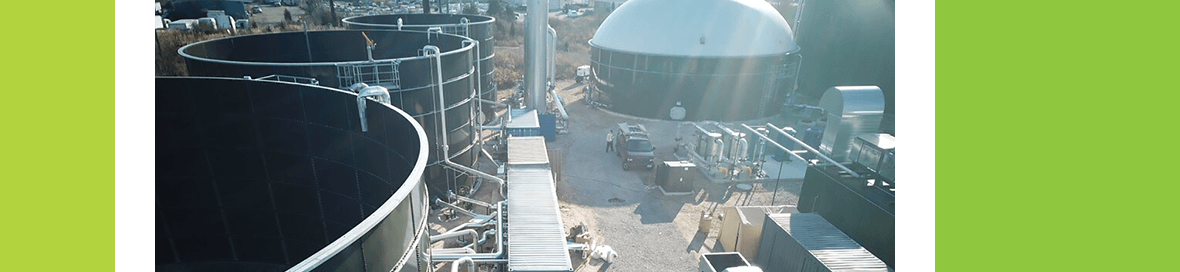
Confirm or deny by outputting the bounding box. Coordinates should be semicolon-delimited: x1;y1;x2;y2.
436;198;481;217
424;45;507;197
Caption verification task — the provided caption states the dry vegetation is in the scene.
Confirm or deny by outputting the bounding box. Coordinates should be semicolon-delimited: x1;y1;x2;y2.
491;13;607;89
155;23;344;76
159;10;607;89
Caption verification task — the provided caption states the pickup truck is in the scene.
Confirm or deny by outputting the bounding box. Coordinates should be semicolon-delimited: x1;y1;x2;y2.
700;252;763;272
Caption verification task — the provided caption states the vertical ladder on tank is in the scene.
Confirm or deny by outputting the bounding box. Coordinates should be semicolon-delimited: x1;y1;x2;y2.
336;60;402;90
759;59;800;116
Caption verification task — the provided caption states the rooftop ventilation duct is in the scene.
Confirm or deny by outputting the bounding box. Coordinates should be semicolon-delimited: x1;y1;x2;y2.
817;86;885;162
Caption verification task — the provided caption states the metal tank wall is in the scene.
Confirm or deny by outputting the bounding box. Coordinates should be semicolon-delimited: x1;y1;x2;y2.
155;77;431;272
589;47;796;121
342;14;497;121
180;30;478;195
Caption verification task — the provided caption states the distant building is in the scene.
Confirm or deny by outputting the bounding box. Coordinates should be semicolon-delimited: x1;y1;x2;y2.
593;0;627;15
167;0;250;20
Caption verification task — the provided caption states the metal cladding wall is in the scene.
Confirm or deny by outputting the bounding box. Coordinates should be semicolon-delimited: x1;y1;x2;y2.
343;14;497;120
796;166;895;268
180;30;478;195
754;213;889;272
155;77;431;272
589;47;794;121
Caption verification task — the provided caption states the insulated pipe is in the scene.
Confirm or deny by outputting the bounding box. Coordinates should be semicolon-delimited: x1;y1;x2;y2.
478;98;509;108
740;124;809;163
449;191;494;211
752;124;862;178
452;257;475;272
428;248;475;255
764;123;859;177
477;229;496;246
550;88;569;121
431;202;505;262
424;45;507;197
436;199;481;217
356;86;391;132
547;25;556;85
431;229;479;244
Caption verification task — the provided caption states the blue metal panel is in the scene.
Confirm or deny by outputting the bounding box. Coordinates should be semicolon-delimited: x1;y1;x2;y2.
538;114;556;142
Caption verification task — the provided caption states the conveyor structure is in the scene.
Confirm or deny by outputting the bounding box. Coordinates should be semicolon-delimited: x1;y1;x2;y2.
506;136;574;272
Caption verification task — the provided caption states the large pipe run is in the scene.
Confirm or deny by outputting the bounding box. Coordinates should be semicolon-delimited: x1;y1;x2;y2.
425;45;507;197
452;257;475;272
431;229;479;244
432;202;505;262
741;124;809;162
759;123;861;178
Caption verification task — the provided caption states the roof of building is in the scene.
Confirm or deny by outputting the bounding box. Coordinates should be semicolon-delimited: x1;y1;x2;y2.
590;0;798;57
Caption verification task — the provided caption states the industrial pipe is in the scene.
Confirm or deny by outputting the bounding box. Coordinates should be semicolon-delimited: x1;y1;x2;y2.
428;248;475;255
550;88;569;122
431;229;479;244
449;191;495;211
452;257;475;272
740;124;810;163
424;45;507;197
436;198;481;217
356;86;391;132
758;123;862;178
431;202;505;262
547;25;556;85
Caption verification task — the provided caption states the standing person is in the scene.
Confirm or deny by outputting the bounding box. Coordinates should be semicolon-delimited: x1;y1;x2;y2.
606;130;615;152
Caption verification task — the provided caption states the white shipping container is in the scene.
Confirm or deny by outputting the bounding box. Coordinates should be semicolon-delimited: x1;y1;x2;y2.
197;17;217;29
168;19;199;30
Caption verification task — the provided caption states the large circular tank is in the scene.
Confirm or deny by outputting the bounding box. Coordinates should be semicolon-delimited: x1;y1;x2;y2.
155;77;430;272
180;30;478;195
589;0;801;121
343;14;497;121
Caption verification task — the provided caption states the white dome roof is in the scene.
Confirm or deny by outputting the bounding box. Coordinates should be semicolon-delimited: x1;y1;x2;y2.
591;0;798;57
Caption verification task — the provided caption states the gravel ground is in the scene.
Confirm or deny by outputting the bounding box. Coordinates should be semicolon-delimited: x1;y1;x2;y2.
429;79;806;271
548;79;804;271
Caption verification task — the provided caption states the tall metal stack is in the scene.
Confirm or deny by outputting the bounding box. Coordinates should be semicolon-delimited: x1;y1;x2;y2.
525;0;550;111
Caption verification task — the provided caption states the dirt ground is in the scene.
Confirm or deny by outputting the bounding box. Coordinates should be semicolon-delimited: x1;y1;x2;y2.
428;78;807;271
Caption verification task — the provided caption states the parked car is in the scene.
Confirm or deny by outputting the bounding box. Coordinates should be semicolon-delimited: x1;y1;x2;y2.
251;7;263;14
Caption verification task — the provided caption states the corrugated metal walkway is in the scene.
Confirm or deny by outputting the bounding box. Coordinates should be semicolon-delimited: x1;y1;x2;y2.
507;137;573;271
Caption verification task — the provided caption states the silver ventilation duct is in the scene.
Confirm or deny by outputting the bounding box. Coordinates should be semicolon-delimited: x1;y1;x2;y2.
818;86;885;162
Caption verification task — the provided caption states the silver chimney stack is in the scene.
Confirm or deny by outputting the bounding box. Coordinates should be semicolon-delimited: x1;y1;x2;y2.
525;0;549;110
